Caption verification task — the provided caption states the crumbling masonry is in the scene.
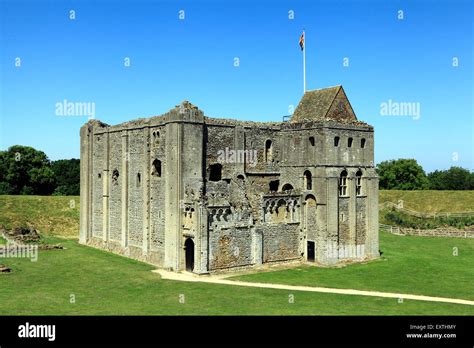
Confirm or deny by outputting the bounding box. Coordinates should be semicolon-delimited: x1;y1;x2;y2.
80;85;379;273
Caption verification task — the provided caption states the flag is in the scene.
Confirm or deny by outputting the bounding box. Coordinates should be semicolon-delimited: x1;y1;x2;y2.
299;31;304;51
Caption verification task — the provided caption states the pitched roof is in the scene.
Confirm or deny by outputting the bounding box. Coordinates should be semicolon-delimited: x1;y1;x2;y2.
290;85;357;123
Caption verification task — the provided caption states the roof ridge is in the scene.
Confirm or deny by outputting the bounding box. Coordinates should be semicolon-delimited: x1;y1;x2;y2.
305;85;342;93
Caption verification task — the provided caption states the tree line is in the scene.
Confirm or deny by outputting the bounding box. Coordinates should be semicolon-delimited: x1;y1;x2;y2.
0;146;472;195
377;159;474;190
0;145;79;195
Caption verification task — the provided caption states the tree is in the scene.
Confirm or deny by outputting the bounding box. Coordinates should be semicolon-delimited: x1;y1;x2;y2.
0;145;56;195
428;167;473;190
427;170;444;190
51;159;80;195
376;159;429;190
0;151;14;194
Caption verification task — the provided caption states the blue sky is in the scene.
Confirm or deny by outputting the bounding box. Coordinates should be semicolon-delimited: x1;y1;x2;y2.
0;0;472;172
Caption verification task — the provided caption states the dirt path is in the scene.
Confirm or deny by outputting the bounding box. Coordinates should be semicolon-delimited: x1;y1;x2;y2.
154;270;474;306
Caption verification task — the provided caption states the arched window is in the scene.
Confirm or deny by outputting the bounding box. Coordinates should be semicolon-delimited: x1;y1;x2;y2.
348;137;353;148
282;183;294;192
303;170;312;190
209;163;222;181
276;199;287;220
339;170;347;196
152;131;160;145
265;139;273;162
152;159;162;177
309;136;315;146
334;136;340;147
361;138;366;148
356;170;362;196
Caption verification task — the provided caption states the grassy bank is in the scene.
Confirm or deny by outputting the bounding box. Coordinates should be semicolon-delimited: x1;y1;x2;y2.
0;195;79;239
381;209;474;229
379;190;474;213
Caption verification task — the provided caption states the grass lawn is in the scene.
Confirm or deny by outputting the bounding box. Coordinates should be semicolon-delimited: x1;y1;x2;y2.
233;232;474;302
0;236;6;245
0;194;473;315
0;236;473;315
379;190;474;213
0;195;79;239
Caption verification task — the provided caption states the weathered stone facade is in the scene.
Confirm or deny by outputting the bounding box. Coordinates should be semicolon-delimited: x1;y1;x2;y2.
80;85;379;273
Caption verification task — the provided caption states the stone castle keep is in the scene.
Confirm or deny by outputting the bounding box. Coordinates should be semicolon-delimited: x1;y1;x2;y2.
79;85;379;273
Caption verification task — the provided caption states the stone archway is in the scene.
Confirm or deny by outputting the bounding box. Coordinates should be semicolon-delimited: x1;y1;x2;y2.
184;238;195;272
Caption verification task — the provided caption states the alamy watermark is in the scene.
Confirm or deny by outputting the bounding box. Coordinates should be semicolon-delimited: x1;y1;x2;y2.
18;322;55;341
55;99;95;119
217;147;258;167
380;99;421;120
0;242;38;262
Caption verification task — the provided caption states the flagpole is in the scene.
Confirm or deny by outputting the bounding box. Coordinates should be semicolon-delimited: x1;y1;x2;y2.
303;30;306;94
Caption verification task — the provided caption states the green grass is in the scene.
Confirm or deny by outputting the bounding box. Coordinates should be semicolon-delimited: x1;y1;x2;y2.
0;194;473;315
0;236;6;245
233;232;474;302
379;190;474;213
0;235;473;315
0;195;79;238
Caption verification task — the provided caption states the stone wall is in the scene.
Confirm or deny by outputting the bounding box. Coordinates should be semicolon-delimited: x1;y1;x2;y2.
383;225;474;239
80;98;379;272
209;226;253;270
149;126;165;261
127;128;145;247
108;131;122;242
261;223;300;262
356;197;367;245
91;133;104;238
338;197;350;244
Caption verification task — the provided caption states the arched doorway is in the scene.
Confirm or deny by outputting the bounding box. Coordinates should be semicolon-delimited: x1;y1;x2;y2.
184;238;195;272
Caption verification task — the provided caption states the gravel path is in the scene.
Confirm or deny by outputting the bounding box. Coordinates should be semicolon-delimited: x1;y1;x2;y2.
154;269;474;306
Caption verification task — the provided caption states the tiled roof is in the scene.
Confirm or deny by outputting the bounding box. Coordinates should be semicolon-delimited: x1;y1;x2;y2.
291;85;357;123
